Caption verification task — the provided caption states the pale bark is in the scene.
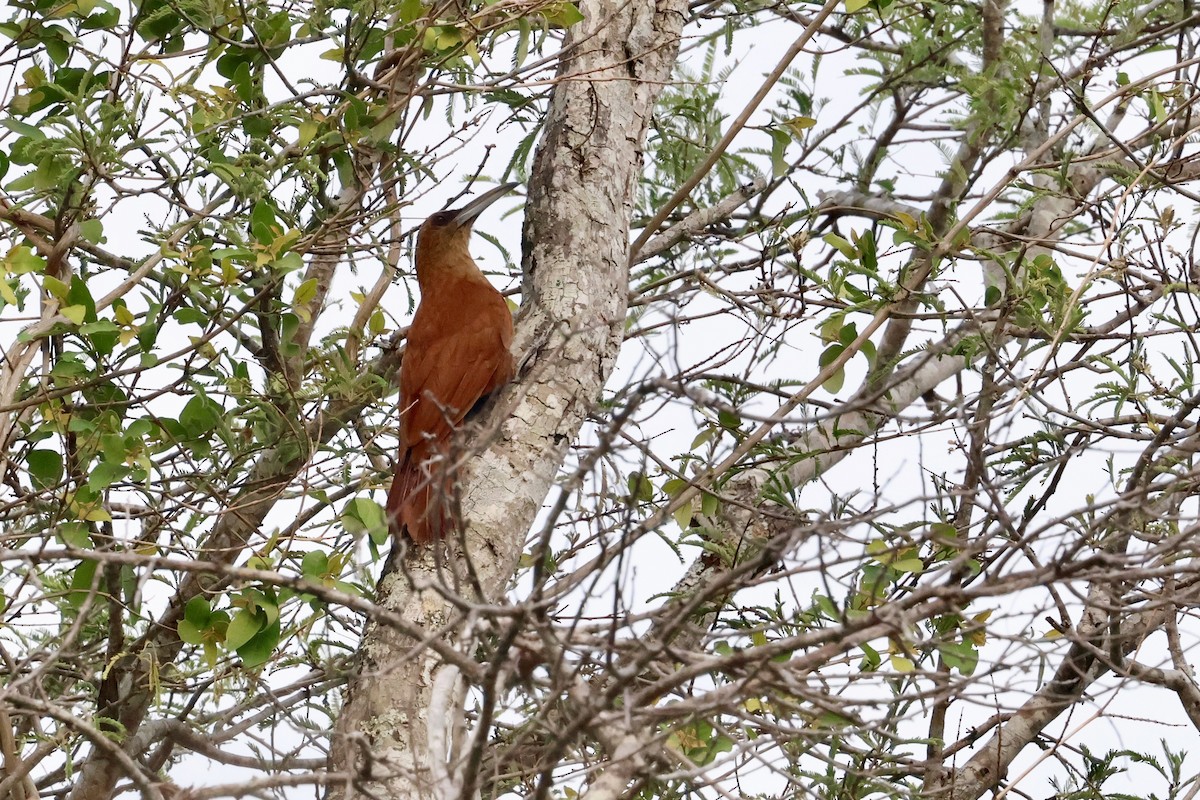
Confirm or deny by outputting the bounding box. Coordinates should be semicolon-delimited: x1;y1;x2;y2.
328;0;687;794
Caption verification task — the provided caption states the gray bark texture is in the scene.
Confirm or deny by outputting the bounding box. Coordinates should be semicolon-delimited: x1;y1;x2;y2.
328;0;687;793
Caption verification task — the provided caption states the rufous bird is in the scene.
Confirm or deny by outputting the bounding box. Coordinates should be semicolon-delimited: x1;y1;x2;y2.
386;183;518;544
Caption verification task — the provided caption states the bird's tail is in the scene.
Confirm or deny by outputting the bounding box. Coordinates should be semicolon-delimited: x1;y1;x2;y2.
386;444;449;545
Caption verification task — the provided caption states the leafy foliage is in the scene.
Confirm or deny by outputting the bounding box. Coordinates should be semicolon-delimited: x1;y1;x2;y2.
1;0;1200;796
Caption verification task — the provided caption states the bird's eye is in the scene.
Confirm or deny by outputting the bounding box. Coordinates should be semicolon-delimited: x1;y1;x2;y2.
431;211;454;226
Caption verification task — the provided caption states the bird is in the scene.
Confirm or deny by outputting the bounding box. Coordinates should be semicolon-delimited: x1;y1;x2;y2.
386;182;518;545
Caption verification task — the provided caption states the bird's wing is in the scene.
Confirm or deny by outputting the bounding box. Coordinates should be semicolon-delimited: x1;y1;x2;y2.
398;287;514;449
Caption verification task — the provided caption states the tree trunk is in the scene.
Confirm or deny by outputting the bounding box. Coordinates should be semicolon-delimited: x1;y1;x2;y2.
328;0;686;794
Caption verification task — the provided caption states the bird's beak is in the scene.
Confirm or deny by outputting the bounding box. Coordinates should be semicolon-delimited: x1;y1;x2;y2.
446;182;520;228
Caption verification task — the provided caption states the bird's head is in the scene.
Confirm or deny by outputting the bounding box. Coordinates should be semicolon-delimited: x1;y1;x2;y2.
415;182;518;281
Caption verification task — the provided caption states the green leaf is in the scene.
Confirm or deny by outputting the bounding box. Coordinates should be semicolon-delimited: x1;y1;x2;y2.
231;60;255;103
768;128;789;179
177;618;204;645
7;245;43;274
662;478;687;497
627;471;653;503
369;309;385;335
930;522;959;541
781;115;816;137
301;550;329;579
57;521;91;548
812;710;856;728
66;276;97;323
274;251;304;272
860;339;876;367
180;393;222;437
79;218;105;244
0;119;45;140
28;449;63;489
540;1;584;26
292;278;318;310
297;120;319;146
61;305;87;325
225;608;264;651
709;735;734;759
81;1;120;29
515;17;530;65
236;619;280;668
333;580;361;597
674;502;694;530
866;538;889;556
1150;89;1166;124
858;641;881;670
819;344;845;393
399;0;424;22
42;276;68;300
342;497;387;542
259;10;292;49
68;559;99;608
79;320;120;336
87;461;128;491
173;307;207;326
46;36;69;66
823;233;856;259
939;641;979;675
250;200;278;244
184;596;212;628
838;322;858;346
6;172;38;192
